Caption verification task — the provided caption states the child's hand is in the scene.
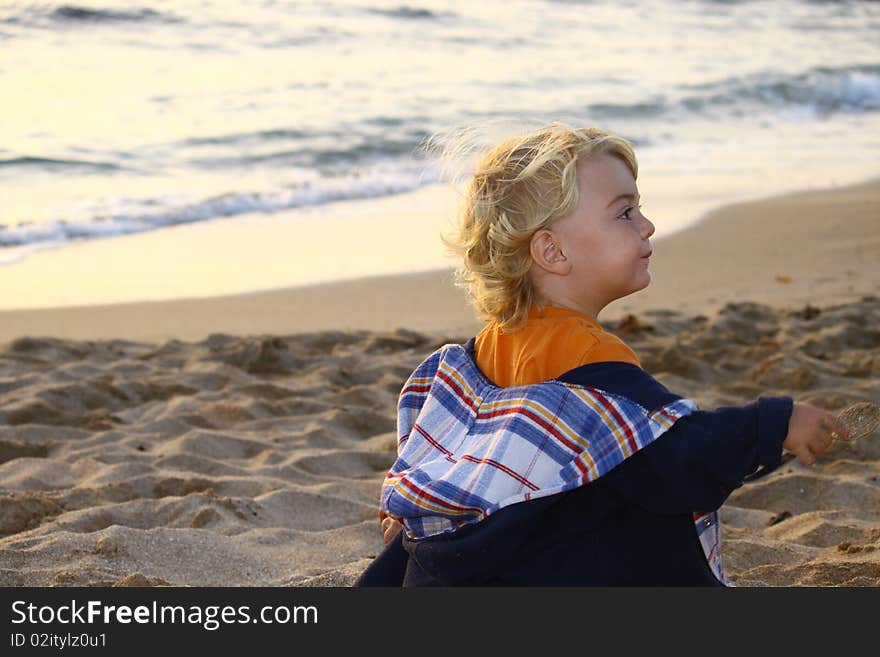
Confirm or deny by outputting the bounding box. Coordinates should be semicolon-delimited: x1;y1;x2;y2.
783;402;854;466
378;511;403;545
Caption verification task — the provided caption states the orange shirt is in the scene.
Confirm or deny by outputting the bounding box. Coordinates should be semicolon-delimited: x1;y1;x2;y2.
474;305;641;387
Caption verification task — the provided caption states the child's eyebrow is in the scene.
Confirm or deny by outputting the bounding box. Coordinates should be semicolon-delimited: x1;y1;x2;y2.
605;192;639;209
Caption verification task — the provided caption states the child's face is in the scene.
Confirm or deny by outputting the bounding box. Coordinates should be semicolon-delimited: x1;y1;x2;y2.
549;152;655;312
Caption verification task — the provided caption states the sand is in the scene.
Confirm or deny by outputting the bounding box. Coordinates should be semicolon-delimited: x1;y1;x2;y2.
0;178;878;586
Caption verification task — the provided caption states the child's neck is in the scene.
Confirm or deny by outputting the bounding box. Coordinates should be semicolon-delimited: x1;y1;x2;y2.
537;297;604;322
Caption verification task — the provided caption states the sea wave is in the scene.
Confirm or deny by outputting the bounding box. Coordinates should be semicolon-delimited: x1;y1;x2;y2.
0;156;125;173
0;4;181;28
364;6;454;21
571;64;880;121
174;127;432;171
678;64;880;116
50;4;179;24
179;129;314;149
0;166;439;249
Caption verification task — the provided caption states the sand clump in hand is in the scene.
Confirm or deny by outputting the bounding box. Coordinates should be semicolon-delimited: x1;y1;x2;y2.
0;298;878;586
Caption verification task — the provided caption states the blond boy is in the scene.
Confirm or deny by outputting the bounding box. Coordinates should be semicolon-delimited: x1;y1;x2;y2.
357;123;850;586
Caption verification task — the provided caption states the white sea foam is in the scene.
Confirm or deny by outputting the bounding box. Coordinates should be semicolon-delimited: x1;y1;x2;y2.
0;164;440;249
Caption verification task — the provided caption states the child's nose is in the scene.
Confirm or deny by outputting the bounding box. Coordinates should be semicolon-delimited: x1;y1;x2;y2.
639;213;655;239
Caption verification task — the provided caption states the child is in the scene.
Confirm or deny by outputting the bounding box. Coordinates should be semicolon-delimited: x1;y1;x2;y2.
355;123;851;586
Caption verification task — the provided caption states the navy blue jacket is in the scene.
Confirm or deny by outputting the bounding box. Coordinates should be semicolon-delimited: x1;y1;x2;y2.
355;339;792;586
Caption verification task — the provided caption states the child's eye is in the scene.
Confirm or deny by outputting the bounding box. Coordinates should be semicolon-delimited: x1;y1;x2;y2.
617;204;643;221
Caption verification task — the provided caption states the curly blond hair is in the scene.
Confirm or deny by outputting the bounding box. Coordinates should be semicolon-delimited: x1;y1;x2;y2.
439;122;638;331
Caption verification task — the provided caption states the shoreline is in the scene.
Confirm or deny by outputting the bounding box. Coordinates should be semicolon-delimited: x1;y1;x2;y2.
0;176;877;345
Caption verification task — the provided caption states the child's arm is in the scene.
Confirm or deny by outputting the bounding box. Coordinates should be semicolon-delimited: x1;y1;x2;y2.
600;398;851;514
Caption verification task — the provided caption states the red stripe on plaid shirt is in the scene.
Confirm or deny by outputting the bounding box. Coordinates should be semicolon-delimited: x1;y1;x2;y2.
593;391;639;453
459;454;540;490
436;369;480;413
398;474;484;516
413;423;456;460
401;384;432;398
477;405;582;453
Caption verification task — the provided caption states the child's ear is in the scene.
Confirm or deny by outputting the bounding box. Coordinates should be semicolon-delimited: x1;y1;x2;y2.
529;230;571;274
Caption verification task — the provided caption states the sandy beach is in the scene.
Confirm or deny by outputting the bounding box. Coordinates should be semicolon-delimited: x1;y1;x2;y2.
0;178;878;587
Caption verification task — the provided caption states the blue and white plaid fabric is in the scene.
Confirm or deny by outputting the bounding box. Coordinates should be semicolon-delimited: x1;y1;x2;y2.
381;342;730;585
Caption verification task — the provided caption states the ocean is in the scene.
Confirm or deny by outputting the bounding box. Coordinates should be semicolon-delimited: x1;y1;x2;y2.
2;0;879;307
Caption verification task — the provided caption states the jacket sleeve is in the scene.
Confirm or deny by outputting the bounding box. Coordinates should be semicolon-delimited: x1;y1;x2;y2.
600;396;793;514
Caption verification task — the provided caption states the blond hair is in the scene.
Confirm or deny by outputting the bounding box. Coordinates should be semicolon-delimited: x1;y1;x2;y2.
439;122;638;331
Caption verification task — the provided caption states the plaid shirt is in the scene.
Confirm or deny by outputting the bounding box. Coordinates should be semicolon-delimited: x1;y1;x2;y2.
381;342;729;585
